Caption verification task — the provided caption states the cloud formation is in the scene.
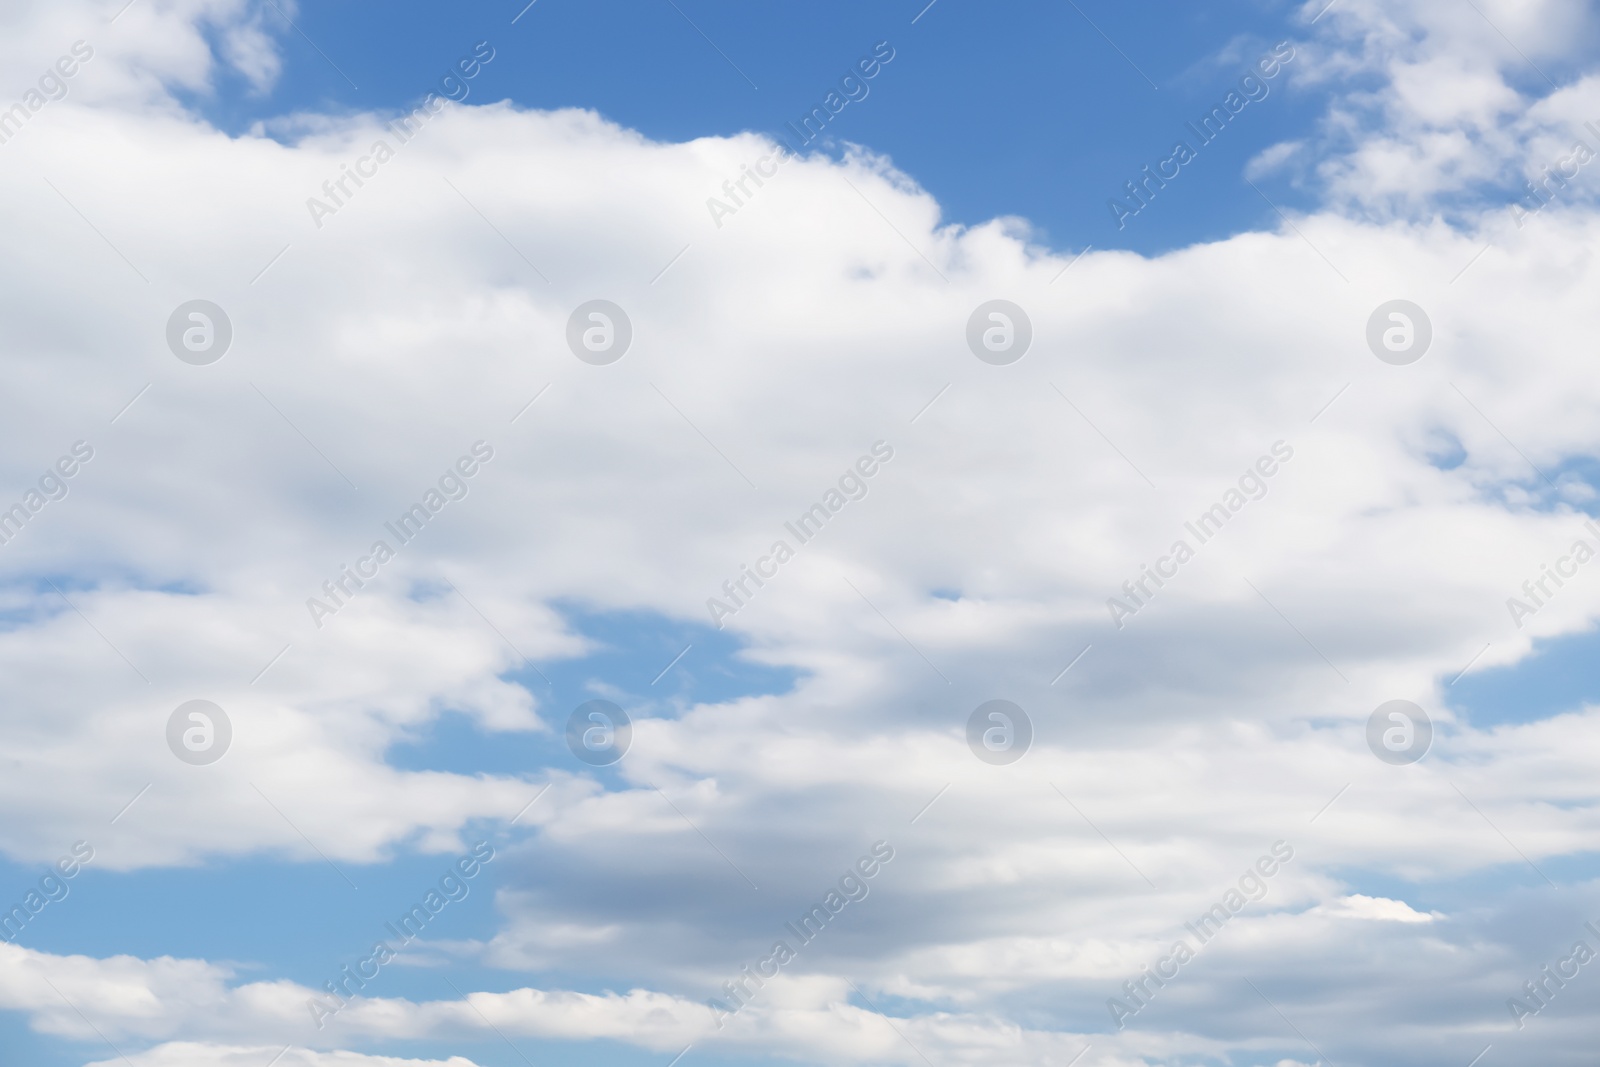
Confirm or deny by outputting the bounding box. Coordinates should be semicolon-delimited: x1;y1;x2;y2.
4;1;1600;1065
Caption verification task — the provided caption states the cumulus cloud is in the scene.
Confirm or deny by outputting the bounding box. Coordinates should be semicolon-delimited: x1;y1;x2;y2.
4;0;1600;1065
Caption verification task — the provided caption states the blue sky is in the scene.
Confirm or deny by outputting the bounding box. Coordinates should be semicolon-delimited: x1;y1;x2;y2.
203;0;1332;255
7;1;1600;1066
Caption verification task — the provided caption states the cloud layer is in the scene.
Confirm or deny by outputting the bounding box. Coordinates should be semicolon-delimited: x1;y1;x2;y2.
4;1;1600;1065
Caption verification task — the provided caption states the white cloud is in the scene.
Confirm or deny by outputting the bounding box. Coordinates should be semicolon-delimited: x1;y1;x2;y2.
1309;894;1440;921
3;0;1600;1065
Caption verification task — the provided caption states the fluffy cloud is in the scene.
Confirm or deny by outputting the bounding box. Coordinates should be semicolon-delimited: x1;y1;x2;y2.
4;1;1600;1066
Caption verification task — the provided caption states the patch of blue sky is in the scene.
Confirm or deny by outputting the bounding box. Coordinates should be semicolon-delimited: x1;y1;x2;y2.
1459;453;1600;516
0;845;501;984
1319;859;1600;917
1447;624;1600;728
386;603;800;777
193;0;1339;257
1425;428;1468;471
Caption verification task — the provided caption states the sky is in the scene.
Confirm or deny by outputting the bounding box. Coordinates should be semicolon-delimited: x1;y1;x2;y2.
195;0;1333;255
3;1;1600;1066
